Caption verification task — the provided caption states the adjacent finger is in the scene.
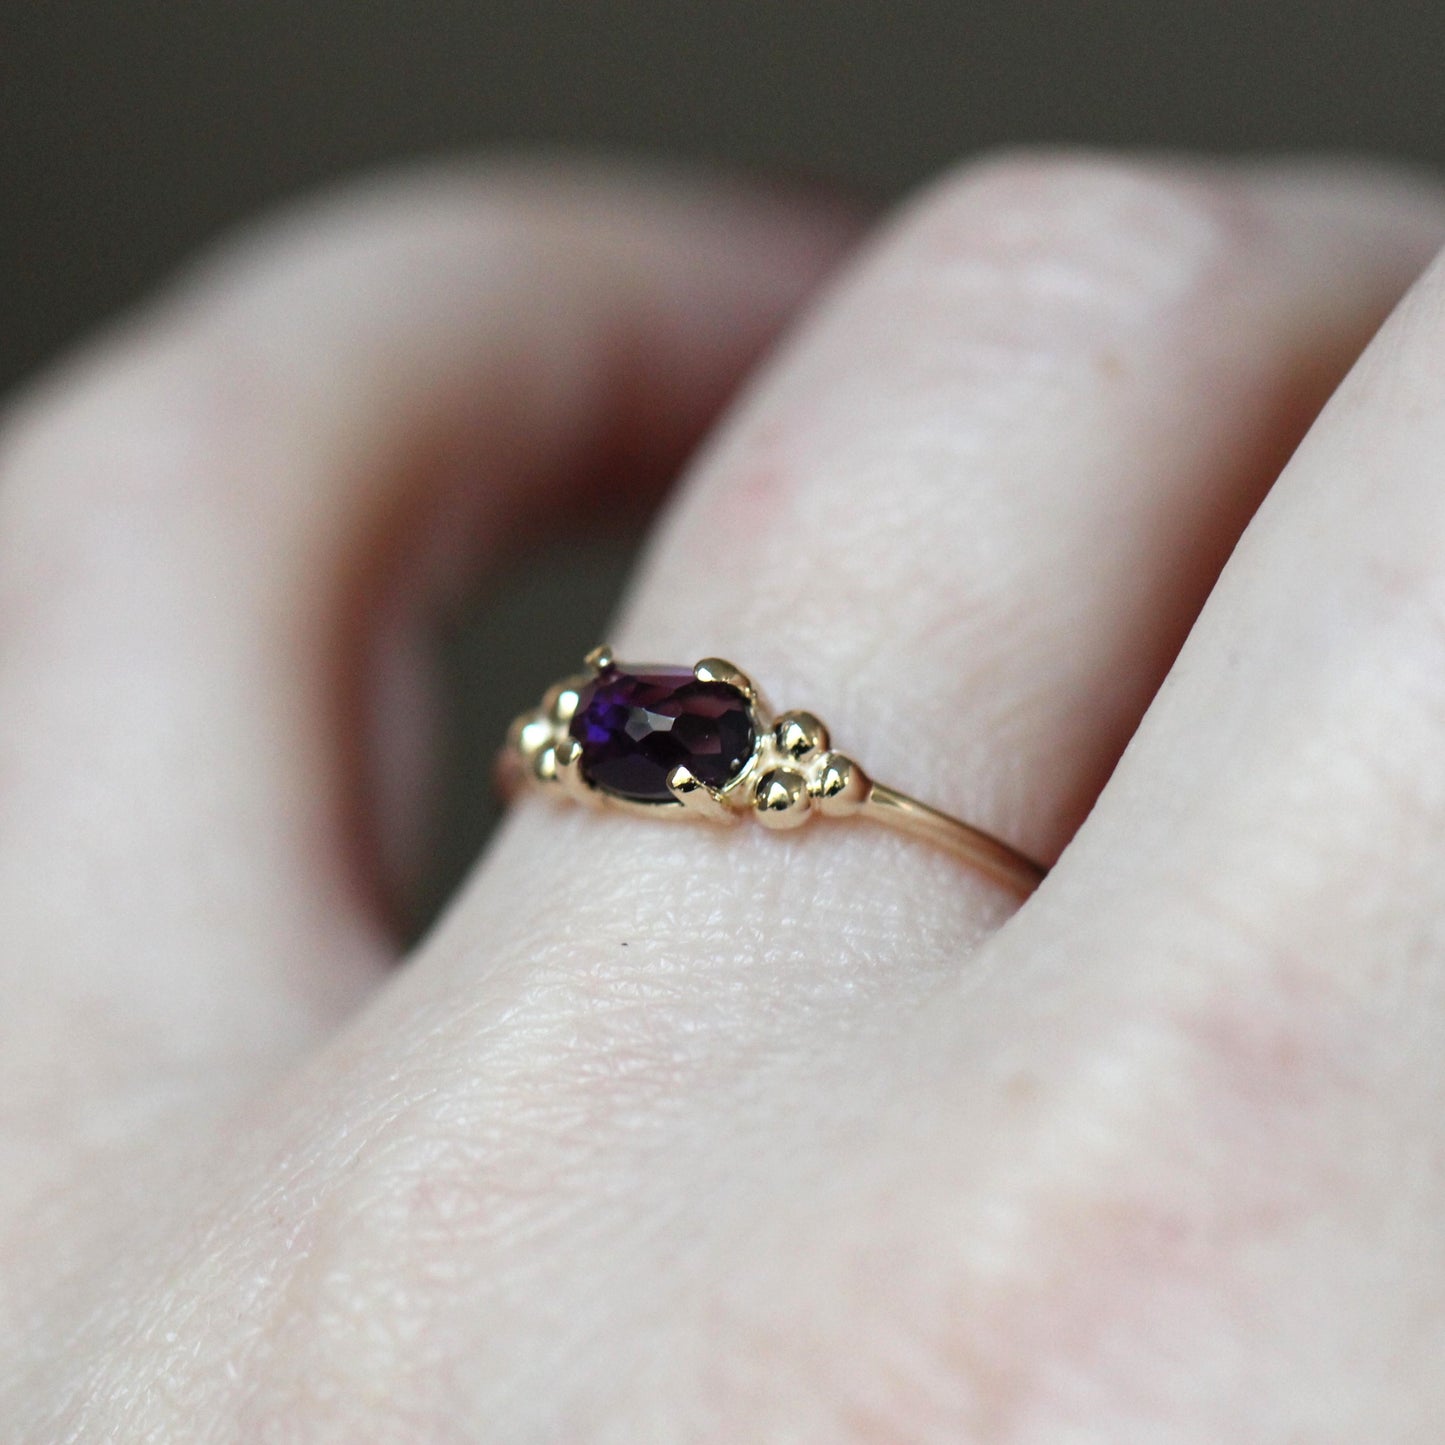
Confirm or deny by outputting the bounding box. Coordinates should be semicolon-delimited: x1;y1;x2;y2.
1047;219;1445;974
0;164;858;1217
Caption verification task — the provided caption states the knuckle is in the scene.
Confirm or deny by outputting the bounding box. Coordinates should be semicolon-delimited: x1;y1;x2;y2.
893;148;1242;333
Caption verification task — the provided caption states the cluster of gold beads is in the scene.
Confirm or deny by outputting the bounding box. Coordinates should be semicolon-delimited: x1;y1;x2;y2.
750;710;870;829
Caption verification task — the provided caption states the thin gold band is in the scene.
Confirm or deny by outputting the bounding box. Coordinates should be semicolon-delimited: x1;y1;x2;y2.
500;648;1047;901
862;783;1044;898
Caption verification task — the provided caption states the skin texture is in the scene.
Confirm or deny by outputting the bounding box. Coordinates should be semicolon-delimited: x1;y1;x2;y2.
3;152;1445;1441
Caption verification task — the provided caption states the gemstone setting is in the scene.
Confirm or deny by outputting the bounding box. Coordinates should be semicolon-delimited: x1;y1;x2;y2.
568;664;757;804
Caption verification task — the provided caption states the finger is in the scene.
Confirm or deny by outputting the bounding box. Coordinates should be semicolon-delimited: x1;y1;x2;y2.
1047;222;1445;963
0;163;858;1212
149;160;1445;1432
826;219;1445;1441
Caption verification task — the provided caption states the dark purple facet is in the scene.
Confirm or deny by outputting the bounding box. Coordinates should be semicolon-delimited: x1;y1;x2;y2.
569;665;755;803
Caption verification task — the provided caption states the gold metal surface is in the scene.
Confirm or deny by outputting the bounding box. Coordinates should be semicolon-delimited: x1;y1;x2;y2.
498;649;1047;900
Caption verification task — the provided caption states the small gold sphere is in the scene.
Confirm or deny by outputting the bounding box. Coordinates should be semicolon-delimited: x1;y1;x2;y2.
811;753;868;816
515;714;555;759
753;767;811;829
774;710;830;761
532;743;559;784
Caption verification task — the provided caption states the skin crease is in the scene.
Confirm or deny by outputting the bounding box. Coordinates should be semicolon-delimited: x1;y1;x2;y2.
4;152;1445;1442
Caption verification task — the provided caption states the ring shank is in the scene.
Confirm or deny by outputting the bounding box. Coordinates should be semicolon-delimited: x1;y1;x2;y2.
863;782;1046;899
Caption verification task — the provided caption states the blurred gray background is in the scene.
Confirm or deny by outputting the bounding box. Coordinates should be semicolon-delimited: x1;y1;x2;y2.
6;0;1445;923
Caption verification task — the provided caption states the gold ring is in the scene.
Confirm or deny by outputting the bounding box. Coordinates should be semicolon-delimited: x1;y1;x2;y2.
498;646;1047;900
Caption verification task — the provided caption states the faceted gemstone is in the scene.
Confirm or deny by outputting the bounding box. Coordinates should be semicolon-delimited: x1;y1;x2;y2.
569;665;756;803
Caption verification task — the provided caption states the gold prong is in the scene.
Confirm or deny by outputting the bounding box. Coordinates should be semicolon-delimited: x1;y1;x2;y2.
554;735;596;805
544;682;582;725
584;644;615;673
694;657;755;699
666;764;738;823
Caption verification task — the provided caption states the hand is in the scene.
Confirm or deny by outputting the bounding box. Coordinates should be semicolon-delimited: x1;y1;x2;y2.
3;153;1443;1441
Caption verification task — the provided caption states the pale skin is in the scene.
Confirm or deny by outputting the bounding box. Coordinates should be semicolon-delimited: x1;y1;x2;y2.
3;150;1445;1440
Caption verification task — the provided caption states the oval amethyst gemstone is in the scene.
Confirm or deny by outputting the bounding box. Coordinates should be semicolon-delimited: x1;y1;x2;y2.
569;665;756;803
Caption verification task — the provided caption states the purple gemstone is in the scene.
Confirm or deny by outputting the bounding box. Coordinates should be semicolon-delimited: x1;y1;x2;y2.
569;665;756;803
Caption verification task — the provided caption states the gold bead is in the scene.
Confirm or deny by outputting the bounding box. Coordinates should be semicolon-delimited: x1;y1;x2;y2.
811;753;868;816
514;714;555;759
774;710;830;761
753;767;811;829
532;744;559;784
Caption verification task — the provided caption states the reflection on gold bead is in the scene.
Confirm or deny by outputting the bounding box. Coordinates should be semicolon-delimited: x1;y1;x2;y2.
516;714;555;759
754;768;811;829
812;752;868;816
774;710;829;760
533;744;559;784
